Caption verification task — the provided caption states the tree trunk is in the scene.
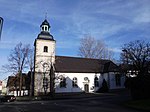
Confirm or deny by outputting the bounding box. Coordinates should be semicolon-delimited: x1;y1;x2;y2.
50;65;55;97
30;70;34;96
19;71;22;96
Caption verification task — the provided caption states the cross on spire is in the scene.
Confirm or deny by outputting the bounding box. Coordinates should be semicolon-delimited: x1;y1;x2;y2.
45;12;47;20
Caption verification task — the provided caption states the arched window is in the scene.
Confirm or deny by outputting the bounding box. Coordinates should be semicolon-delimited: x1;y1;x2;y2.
115;73;121;86
42;26;44;31
60;77;66;88
45;27;47;31
94;76;99;87
43;46;48;52
72;77;78;88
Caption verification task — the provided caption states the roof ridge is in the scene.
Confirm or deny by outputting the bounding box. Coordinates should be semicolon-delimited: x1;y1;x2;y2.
55;55;110;61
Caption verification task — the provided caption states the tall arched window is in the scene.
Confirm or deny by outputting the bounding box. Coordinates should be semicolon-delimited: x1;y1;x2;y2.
94;76;99;87
60;77;66;88
115;73;121;86
43;46;48;52
72;77;78;88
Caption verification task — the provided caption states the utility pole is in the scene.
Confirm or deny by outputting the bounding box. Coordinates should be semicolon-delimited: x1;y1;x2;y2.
0;17;4;40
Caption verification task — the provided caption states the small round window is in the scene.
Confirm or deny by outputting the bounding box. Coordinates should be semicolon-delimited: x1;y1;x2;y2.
84;77;89;81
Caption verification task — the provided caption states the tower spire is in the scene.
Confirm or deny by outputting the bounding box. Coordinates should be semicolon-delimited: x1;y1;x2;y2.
37;18;54;40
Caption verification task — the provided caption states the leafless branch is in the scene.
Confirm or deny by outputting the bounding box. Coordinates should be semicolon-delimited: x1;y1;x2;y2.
78;35;114;60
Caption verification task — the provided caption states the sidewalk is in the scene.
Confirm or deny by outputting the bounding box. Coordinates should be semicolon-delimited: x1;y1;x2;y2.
53;92;114;100
16;89;129;101
15;92;114;101
54;88;130;99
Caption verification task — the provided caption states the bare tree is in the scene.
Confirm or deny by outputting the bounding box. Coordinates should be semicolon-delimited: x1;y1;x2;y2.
3;42;31;96
27;48;34;96
121;40;150;75
78;35;114;60
103;46;114;60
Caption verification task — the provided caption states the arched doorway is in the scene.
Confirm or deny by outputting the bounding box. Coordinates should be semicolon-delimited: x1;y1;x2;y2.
84;84;89;93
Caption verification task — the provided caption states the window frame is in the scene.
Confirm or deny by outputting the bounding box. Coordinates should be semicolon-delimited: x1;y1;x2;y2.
72;77;78;88
115;73;121;86
60;77;66;88
94;76;99;87
43;46;48;52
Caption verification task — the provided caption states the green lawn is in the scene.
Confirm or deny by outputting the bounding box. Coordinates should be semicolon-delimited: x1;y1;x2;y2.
125;99;150;111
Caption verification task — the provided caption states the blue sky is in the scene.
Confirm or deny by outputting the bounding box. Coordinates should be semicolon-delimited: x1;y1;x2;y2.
0;0;150;80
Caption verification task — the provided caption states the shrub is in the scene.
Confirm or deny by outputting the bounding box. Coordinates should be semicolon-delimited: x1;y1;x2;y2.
97;79;109;93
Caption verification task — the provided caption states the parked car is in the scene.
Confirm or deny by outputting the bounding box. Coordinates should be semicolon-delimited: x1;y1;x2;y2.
0;95;16;102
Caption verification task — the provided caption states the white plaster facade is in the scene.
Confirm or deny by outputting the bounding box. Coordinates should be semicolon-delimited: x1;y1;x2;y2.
54;72;125;93
7;90;28;96
33;19;125;96
55;73;101;93
34;39;56;95
34;19;56;96
0;79;7;95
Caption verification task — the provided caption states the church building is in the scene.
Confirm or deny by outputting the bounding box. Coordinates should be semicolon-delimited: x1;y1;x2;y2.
33;19;125;96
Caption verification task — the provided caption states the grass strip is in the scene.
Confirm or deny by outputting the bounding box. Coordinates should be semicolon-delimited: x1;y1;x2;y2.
125;99;150;111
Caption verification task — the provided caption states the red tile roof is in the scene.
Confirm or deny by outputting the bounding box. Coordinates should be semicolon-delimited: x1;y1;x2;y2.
55;56;119;73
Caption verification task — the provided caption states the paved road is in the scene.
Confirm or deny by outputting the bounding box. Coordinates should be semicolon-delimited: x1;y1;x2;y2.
0;91;142;112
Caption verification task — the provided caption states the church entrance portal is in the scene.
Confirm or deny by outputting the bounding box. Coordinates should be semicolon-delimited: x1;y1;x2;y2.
84;84;89;93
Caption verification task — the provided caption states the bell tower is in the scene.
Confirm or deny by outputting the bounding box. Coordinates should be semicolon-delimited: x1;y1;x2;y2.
34;19;56;96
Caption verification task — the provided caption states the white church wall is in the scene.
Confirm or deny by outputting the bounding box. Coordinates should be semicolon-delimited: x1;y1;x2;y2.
1;80;7;95
121;74;126;87
94;72;125;90
7;89;28;96
109;72;125;89
35;40;55;57
35;39;55;72
119;74;126;88
55;73;101;93
109;72;116;89
34;39;55;95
